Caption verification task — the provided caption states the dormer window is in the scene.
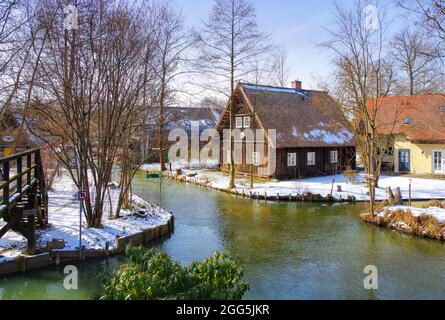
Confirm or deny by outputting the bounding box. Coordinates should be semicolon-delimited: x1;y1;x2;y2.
235;117;243;128
404;117;413;124
440;106;445;113
243;116;251;128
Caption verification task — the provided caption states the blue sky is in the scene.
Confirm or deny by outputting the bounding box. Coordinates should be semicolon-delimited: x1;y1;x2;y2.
177;0;402;91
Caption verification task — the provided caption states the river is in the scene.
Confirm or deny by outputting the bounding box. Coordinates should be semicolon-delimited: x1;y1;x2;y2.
1;172;445;300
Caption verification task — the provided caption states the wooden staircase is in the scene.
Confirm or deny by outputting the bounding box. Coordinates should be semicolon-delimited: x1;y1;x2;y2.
0;149;48;254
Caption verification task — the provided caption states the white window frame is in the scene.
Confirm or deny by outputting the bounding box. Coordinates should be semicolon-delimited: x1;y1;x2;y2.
433;150;445;173
287;153;297;167
307;152;316;166
226;149;231;164
243;116;251;128
330;150;339;164
252;152;261;166
235;117;243;129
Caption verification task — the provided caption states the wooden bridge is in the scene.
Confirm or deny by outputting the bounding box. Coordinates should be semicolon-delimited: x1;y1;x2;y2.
0;149;48;253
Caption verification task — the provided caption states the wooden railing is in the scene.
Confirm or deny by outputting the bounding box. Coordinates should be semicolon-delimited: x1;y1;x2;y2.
0;148;48;253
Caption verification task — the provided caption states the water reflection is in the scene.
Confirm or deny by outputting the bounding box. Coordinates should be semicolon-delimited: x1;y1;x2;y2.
1;173;445;300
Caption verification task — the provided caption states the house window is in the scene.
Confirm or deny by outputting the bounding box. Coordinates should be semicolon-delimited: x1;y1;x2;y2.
287;153;297;167
252;152;261;166
235;117;243;128
226;149;231;164
433;151;445;173
330;150;338;164
243;116;251;128
384;146;394;156
307;152;315;166
404;117;413;124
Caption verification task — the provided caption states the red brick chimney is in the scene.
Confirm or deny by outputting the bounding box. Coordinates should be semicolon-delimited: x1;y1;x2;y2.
291;80;302;90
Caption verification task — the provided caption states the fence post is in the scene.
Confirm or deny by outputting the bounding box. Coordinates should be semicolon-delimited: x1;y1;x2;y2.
3;161;9;219
409;179;412;207
17;156;22;197
26;153;32;186
24;209;36;255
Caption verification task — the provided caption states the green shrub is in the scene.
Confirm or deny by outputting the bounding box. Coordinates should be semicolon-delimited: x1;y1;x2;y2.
100;247;249;300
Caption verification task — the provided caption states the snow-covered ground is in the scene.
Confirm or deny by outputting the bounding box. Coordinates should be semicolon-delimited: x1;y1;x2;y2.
142;160;219;171
378;206;445;223
143;163;445;202
0;173;172;261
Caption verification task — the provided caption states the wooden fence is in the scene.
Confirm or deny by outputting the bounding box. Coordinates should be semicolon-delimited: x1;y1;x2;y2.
0;149;48;253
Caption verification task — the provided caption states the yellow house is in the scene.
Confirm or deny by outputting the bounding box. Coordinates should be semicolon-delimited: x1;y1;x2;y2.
375;94;445;175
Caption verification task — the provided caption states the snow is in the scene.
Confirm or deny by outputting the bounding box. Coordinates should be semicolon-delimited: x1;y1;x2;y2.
161;166;445;202
0;173;172;259
142;160;219;171
242;84;308;97
303;128;354;144
378;206;445;223
301;122;354;145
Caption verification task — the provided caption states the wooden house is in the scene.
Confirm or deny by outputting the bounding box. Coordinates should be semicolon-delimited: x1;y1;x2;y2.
215;81;356;179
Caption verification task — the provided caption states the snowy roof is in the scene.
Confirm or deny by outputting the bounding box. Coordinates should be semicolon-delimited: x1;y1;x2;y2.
164;107;222;133
236;83;356;148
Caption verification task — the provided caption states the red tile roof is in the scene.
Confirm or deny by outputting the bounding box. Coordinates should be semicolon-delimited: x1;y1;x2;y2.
373;94;445;143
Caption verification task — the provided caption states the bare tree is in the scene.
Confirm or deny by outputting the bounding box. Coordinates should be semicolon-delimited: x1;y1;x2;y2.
27;1;152;227
321;0;398;215
0;1;33;119
271;44;290;87
398;0;445;40
151;3;194;172
392;28;441;95
196;0;270;189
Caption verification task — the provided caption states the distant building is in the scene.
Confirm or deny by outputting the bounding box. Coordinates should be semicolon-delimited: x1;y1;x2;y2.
215;81;356;179
0;110;37;157
373;94;445;174
143;106;223;160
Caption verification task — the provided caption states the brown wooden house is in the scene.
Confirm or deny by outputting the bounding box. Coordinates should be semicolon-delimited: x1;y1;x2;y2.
215;81;356;179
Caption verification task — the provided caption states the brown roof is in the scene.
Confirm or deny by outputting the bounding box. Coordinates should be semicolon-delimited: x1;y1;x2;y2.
236;84;355;148
166;107;222;132
373;94;445;143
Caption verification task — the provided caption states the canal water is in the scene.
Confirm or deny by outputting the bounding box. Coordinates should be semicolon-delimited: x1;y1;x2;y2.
1;172;445;300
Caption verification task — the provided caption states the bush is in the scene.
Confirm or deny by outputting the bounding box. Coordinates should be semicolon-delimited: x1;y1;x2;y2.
100;247;249;300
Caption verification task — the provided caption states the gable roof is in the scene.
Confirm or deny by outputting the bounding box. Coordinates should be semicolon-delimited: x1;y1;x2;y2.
165;107;222;133
229;83;355;149
373;94;445;143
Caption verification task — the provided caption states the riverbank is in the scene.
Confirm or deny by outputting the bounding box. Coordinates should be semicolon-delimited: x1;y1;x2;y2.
361;203;445;241
0;173;174;275
143;164;445;203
